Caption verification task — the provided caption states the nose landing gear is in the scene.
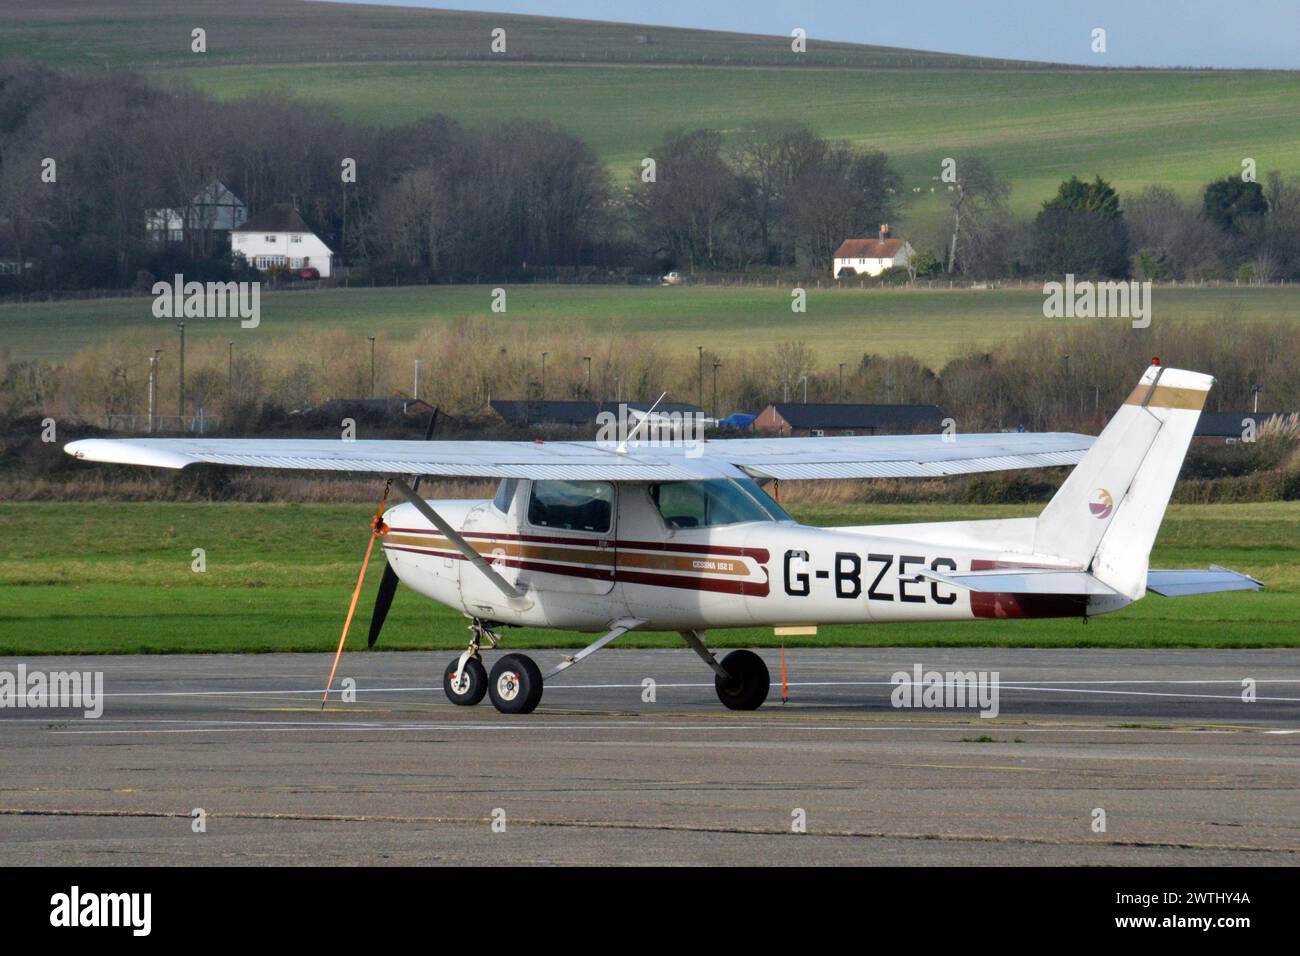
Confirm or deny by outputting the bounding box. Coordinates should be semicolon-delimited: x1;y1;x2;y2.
443;620;544;713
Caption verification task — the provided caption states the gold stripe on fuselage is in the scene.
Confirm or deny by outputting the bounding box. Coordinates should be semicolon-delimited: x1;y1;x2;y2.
382;533;752;576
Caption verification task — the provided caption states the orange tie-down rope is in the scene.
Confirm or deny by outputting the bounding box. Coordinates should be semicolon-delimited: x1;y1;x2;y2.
321;480;392;710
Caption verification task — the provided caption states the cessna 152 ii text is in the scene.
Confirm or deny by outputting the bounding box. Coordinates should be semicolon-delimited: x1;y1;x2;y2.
65;363;1261;714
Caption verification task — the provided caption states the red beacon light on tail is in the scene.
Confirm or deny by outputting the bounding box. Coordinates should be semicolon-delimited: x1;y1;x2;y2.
1151;357;1161;366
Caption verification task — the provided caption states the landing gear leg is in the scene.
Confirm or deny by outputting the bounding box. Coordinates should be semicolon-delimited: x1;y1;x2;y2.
442;619;500;706
680;630;770;711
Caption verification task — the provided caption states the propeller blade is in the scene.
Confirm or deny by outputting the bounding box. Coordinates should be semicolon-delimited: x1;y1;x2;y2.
410;408;439;493
367;408;438;650
367;560;400;649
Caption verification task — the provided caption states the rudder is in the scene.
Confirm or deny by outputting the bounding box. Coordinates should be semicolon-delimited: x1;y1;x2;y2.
1033;364;1213;599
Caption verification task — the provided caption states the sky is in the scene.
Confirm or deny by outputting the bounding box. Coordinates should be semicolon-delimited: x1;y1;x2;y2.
333;0;1300;69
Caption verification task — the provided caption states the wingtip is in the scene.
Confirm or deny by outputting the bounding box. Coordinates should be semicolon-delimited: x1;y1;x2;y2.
62;438;192;469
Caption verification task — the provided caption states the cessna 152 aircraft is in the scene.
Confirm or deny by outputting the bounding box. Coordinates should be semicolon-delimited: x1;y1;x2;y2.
66;362;1260;714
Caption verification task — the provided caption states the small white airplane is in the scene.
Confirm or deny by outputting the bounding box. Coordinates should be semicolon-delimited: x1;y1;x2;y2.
66;362;1261;714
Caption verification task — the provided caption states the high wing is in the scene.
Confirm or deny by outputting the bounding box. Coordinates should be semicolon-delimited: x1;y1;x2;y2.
64;432;1092;482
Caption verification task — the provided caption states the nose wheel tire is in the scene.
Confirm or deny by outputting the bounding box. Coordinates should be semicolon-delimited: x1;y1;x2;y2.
488;653;544;714
443;656;488;706
715;649;770;710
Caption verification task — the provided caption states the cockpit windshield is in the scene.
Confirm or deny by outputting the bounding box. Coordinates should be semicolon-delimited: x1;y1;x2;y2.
648;478;793;529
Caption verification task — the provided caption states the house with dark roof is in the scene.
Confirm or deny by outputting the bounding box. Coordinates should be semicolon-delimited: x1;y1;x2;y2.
1194;411;1295;443
488;399;706;430
231;204;335;277
145;181;248;254
754;402;944;437
832;224;914;277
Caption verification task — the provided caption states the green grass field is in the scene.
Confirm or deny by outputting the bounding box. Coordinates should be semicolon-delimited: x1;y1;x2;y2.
5;283;1298;366
175;62;1300;213
1;501;1293;655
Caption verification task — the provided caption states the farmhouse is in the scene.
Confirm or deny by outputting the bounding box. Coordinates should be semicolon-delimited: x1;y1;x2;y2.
754;402;944;437
231;204;335;277
0;219;49;280
145;181;248;253
833;225;914;278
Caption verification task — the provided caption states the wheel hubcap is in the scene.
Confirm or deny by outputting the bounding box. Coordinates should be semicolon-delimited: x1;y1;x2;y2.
496;672;520;701
449;670;471;695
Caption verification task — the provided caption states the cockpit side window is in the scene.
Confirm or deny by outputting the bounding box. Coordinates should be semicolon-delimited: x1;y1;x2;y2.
648;479;777;529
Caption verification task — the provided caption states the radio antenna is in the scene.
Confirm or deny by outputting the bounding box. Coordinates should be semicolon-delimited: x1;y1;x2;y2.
616;391;667;455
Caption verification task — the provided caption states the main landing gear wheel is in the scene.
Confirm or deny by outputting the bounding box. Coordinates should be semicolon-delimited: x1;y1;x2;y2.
443;656;488;706
715;649;770;711
488;653;544;714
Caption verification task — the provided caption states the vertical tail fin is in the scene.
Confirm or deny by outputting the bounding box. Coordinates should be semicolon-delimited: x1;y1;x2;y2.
1033;365;1213;599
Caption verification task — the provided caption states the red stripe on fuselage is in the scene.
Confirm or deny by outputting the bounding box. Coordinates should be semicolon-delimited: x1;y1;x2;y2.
382;544;768;596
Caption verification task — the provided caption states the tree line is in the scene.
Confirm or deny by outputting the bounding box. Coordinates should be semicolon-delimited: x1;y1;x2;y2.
2;61;1300;292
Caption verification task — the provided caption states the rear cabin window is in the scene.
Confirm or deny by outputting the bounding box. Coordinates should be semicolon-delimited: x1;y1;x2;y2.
527;481;613;533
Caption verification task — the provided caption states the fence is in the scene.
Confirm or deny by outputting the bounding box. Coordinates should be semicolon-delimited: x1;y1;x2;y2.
106;413;220;434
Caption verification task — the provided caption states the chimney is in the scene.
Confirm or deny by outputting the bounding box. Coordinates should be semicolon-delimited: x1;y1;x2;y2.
879;223;890;241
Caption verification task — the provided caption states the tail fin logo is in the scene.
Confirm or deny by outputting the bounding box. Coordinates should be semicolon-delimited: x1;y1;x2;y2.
1089;488;1114;519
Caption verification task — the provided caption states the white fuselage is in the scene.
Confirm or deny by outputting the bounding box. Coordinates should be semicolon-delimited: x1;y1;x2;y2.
380;480;1132;633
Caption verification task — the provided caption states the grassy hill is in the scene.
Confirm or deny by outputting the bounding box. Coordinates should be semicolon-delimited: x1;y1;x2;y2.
0;0;1048;69
180;62;1300;214
8;0;1300;222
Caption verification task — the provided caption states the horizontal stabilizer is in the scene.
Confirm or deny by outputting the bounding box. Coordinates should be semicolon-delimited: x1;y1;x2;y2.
1145;565;1264;597
918;568;1119;596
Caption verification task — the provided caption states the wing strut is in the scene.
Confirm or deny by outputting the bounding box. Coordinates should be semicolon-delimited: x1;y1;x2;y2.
389;477;531;609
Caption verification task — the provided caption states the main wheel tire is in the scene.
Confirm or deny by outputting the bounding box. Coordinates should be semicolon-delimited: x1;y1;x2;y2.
443;656;488;706
488;653;544;714
715;649;770;711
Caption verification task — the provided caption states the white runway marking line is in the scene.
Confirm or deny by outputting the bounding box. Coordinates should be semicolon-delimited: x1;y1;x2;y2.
69;677;1300;705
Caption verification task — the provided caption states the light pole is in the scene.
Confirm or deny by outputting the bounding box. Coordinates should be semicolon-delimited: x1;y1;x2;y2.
697;345;704;409
711;359;721;420
584;356;592;399
176;322;185;427
800;375;809;404
615;374;622;403
148;349;162;434
540;351;548;399
368;336;376;398
1252;383;1263;413
838;363;846;401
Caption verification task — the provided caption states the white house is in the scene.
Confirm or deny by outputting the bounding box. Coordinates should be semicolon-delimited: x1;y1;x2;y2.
832;225;914;278
146;181;248;249
231;204;335;277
